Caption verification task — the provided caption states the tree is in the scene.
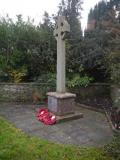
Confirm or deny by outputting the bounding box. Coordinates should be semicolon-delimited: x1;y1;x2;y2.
84;0;120;81
0;13;56;82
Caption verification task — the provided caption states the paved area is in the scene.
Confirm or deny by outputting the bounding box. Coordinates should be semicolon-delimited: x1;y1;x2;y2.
0;104;113;146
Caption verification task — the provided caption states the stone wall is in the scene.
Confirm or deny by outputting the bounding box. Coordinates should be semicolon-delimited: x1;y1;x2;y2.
0;83;114;109
0;83;55;103
69;83;112;110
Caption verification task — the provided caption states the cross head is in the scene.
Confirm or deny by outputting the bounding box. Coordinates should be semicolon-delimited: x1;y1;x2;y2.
54;16;70;40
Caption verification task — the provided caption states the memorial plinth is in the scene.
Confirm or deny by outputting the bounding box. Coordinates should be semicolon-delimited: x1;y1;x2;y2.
47;92;76;116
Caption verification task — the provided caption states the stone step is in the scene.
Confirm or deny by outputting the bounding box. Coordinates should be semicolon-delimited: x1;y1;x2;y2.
56;112;83;123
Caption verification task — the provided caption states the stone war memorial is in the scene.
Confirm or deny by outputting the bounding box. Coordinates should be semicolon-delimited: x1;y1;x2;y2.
47;16;83;121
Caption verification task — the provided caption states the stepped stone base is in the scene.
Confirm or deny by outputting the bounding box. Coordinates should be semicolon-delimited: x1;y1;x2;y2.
47;92;83;123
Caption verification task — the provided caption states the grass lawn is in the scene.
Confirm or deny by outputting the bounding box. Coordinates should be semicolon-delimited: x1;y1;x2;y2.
0;116;112;160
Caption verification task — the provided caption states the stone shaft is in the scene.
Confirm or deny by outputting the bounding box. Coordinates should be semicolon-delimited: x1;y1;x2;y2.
57;36;65;93
54;16;70;93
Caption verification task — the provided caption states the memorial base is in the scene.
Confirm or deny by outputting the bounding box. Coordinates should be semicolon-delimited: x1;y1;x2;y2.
47;92;83;122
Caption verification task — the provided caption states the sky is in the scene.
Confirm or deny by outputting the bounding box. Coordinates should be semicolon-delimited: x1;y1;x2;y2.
0;0;101;30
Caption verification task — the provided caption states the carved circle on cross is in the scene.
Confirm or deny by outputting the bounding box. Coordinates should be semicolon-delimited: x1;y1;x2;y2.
54;16;70;40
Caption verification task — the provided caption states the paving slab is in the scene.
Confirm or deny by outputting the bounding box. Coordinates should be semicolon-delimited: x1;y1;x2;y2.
0;104;113;146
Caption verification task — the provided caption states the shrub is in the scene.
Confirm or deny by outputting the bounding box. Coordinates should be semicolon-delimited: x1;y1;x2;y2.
0;71;9;82
9;67;28;83
36;73;56;87
104;133;120;160
67;74;93;88
108;51;120;84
